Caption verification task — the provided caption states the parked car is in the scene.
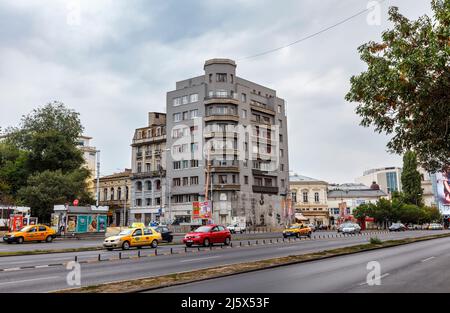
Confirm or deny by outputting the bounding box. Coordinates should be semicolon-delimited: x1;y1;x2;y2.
428;223;444;230
103;227;161;250
389;223;406;231
2;225;56;244
339;223;361;234
226;223;246;234
306;224;316;232
154;226;173;243
282;224;312;238
183;224;231;247
407;224;422;230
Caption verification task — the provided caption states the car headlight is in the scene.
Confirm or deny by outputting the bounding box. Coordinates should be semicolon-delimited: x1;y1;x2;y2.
9;234;14;238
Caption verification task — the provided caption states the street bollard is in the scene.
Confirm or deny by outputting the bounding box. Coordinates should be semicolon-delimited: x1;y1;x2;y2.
198;247;200;252
248;240;250;246
155;249;158;256
210;245;212;251
74;256;78;262
185;247;187;253
138;250;141;258
240;241;242;247
221;244;223;249
231;242;233;247
98;254;101;261
170;248;173;254
119;252;122;259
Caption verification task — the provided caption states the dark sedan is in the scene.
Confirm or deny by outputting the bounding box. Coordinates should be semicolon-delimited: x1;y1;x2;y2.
154;226;174;242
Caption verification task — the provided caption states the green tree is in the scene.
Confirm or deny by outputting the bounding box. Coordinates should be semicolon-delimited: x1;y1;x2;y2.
0;142;29;200
6;101;85;174
401;151;423;205
345;0;450;172
18;169;93;222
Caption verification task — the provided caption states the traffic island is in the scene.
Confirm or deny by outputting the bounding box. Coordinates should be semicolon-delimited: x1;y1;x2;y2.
55;232;450;293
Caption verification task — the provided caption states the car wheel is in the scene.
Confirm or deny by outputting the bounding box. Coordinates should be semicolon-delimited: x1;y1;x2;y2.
203;238;210;247
17;237;24;244
151;240;158;249
45;236;53;243
224;237;231;246
168;238;173;243
240;230;244;234
122;241;130;250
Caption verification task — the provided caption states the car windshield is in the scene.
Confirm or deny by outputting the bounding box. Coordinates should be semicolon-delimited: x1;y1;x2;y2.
118;229;133;236
289;225;301;229
194;226;212;233
18;226;32;232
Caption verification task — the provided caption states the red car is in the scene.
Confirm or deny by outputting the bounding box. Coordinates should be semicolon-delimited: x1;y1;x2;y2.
183;224;231;247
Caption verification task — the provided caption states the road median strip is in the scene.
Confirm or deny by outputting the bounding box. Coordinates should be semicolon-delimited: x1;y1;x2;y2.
54;232;450;293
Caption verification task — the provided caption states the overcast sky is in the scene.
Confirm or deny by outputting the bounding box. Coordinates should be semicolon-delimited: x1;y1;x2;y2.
0;0;433;183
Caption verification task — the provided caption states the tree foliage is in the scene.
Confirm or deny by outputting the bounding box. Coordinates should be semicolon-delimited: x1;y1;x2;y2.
1;102;94;222
401;151;423;205
345;0;450;172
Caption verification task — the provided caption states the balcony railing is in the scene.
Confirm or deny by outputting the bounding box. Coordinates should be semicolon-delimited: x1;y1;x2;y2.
252;185;279;194
131;170;166;179
204;114;239;123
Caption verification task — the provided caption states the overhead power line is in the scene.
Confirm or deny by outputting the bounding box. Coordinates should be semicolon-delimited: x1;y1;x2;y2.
238;0;387;61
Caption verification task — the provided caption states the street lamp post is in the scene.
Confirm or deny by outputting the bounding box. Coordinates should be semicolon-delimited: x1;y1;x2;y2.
95;150;101;207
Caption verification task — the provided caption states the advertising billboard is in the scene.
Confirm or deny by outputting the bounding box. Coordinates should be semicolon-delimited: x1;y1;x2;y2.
192;201;212;219
67;215;77;232
76;215;88;233
434;170;450;214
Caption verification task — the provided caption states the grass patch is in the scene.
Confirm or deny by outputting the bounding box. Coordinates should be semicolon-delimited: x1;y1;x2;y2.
56;232;450;293
370;237;382;245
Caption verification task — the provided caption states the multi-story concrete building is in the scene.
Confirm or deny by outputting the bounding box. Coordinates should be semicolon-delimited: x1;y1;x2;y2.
166;58;289;227
129;112;168;225
290;174;329;227
98;169;132;226
355;167;402;195
76;135;97;196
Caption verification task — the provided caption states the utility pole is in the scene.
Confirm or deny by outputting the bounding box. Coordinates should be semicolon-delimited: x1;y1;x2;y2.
95;150;100;207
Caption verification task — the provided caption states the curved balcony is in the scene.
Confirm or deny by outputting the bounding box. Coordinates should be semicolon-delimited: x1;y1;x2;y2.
252;185;279;194
204;114;239;123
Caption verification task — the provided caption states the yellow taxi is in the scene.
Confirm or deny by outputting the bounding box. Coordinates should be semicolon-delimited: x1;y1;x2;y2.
103;227;162;251
2;225;57;244
282;224;312;238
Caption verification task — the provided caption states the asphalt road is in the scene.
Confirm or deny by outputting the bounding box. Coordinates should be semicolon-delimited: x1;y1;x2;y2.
154;235;450;293
0;230;447;292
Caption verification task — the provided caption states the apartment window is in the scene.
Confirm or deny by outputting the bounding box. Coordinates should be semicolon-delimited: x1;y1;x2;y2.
182;111;189;120
278;105;282;113
254;177;263;186
279;119;282;128
190;109;199;119
302;192;308;203
182;160;189;169
173;161;181;170
110;188;114;201
191;160;199;168
232;175;237;184
242;109;247;119
244;176;249;184
190;93;198;103
146;181;152;191
280;164;284;171
264;178;273;187
230;74;234;83
216;73;227;82
241;93;247;102
279;149;284;158
281;179;285;188
244;159;248;168
173;113;181;122
190;176;199;185
173;97;181;106
137;163;142;173
279;134;283;143
183;177;189;186
216;90;228;97
191;142;199;152
173;178;181;187
155;197;161;205
145;198;152;206
219;175;228;184
135;199;142;206
291;191;297;203
314;192;320;203
182;95;189;105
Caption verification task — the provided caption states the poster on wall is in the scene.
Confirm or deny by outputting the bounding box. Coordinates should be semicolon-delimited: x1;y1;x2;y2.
76;215;88;233
435;170;450;214
97;215;107;232
9;215;23;232
67;215;77;232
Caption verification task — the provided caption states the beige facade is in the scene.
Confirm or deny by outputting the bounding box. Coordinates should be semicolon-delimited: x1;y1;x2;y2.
419;168;437;207
290;174;329;226
98;169;132;226
76;136;97;196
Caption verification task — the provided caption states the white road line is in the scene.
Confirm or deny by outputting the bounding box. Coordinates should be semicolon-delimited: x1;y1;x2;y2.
421;256;436;263
359;273;390;286
0;276;60;286
35;265;50;268
0;257;72;265
2;267;21;272
180;256;220;263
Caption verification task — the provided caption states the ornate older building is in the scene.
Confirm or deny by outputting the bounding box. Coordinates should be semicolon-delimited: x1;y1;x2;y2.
290;174;329;227
130;112;167;225
98;169;132;226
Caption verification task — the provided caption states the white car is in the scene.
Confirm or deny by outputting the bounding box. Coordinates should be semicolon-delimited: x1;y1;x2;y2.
428;223;443;230
227;224;246;234
341;223;361;234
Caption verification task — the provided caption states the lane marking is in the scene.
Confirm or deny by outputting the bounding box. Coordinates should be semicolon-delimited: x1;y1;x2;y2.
359;273;390;286
421;256;436;263
180;256;220;263
0;276;60;286
2;267;21;272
